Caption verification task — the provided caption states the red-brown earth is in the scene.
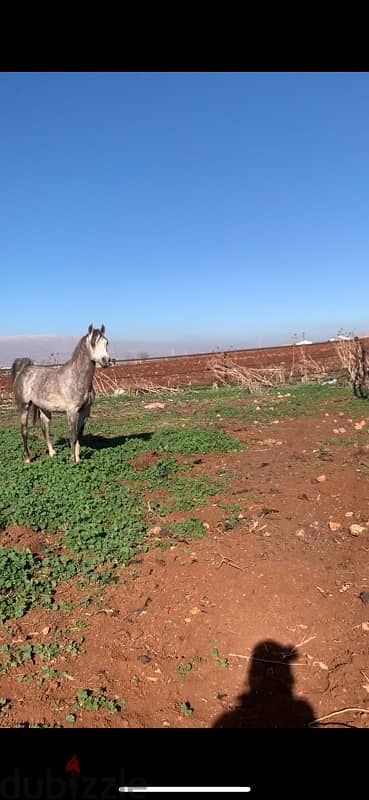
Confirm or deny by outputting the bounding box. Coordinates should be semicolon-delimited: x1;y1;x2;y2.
1;388;369;729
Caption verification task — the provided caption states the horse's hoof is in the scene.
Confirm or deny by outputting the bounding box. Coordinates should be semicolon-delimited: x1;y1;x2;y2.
24;457;32;464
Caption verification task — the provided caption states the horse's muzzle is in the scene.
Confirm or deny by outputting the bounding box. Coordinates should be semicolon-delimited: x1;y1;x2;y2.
101;357;110;367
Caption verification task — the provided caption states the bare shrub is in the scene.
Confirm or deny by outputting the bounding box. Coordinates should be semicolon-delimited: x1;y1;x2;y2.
290;346;329;384
209;355;286;394
335;337;362;384
336;337;369;398
209;349;330;393
93;372;179;398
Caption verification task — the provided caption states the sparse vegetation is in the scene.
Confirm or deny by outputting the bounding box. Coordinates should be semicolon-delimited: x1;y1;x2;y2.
75;688;126;714
178;701;194;716
1;380;368;728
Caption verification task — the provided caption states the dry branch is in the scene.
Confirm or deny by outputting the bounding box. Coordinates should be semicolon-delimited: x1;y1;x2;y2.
335;337;369;398
93;372;180;397
208;350;329;393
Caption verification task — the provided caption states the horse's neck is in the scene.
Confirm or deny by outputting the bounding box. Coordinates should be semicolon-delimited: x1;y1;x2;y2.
64;344;95;385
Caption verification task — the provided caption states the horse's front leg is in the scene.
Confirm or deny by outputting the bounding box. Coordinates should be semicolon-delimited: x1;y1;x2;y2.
20;405;31;463
67;409;80;464
78;399;92;442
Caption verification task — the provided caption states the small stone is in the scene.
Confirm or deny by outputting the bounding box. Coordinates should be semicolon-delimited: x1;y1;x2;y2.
349;524;366;536
355;420;366;430
328;521;341;532
138;655;152;664
315;475;327;483
149;525;162;535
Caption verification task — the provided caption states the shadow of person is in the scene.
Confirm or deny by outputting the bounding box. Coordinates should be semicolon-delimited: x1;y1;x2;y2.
212;640;316;728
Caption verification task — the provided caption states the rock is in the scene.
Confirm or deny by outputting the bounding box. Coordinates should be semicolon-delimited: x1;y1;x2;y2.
328;521;341;532
138;655;152;664
349;524;366;536
354;420;366;430
149;525;162;535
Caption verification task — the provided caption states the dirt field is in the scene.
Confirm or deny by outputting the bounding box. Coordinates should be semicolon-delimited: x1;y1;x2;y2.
1;383;369;728
1;338;368;393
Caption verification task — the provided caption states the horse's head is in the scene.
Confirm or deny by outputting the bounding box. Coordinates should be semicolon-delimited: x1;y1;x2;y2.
86;324;110;367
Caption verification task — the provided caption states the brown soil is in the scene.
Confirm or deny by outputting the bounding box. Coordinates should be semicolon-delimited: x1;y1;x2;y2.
2;338;369;393
1;408;369;729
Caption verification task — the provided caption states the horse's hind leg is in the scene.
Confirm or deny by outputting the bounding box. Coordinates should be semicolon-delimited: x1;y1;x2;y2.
39;410;56;457
20;405;31;463
67;410;80;464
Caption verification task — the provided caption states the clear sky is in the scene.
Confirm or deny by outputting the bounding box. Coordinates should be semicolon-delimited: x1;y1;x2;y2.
1;71;369;348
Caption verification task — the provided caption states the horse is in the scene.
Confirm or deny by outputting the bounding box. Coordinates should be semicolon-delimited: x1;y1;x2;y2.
10;324;110;464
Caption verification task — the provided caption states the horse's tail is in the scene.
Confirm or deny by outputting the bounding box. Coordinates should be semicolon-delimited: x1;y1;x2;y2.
10;357;33;386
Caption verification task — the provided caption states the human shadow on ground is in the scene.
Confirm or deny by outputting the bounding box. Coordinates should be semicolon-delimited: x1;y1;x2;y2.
212;639;317;728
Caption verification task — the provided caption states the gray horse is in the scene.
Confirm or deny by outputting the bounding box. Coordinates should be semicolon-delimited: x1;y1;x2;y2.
11;324;110;463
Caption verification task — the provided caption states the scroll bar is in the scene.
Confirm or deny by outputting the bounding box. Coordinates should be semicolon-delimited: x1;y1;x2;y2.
119;788;251;793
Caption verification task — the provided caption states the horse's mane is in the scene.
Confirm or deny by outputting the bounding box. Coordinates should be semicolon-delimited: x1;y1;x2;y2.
69;334;88;362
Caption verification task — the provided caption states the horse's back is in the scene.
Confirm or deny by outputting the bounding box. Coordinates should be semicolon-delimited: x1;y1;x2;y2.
13;364;64;411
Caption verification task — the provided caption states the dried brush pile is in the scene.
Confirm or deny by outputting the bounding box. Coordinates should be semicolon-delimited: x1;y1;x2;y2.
209;349;330;393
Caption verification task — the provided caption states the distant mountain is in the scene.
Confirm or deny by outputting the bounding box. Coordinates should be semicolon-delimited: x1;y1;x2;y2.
0;335;251;367
1;331;365;368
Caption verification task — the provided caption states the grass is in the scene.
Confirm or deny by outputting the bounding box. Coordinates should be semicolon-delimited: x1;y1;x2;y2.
211;647;229;668
1;380;368;726
0;635;84;675
178;700;194;717
0;409;243;623
177;655;206;679
0;382;366;629
75;688;126;714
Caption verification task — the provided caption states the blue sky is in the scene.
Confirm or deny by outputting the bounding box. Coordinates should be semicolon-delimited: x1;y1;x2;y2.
1;72;369;349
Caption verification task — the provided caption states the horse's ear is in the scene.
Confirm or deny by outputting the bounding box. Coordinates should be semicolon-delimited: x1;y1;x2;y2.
100;324;105;335
87;324;93;335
